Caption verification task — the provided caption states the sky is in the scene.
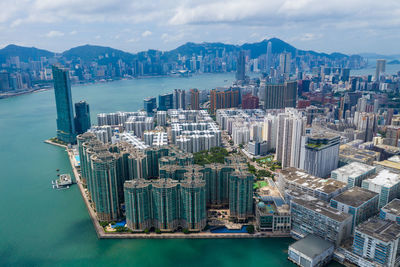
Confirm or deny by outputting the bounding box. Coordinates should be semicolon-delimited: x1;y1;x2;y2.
0;0;399;55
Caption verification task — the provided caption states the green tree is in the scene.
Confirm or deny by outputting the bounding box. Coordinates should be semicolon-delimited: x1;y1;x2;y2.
144;228;150;234
183;228;190;234
246;225;255;234
155;228;161;234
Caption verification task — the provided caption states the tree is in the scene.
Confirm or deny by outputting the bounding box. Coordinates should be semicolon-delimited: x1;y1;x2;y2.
144;228;150;234
183;228;190;234
246;225;255;234
155;228;161;234
239;144;244;149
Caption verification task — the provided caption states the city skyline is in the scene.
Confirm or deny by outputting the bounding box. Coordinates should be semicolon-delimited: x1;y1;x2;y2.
0;0;399;55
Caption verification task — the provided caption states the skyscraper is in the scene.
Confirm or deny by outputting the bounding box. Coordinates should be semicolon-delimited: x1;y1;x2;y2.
74;100;91;134
190;88;200;110
266;41;273;71
158;93;173;111
375;59;386;81
143;97;157;113
173;89;185;109
229;171;254;222
299;132;340;178
279;52;291;76
236;51;246;81
209;88;240;114
52;65;76;143
262;81;297;110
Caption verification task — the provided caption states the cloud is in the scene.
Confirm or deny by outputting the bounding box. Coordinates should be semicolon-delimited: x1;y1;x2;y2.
141;30;152;37
45;30;64;37
70;30;77;35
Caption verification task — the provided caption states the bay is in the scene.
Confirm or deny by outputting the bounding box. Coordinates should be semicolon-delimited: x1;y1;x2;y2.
0;73;341;266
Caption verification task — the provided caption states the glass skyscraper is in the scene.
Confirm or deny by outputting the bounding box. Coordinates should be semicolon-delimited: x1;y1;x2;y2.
52;65;76;143
74;100;91;134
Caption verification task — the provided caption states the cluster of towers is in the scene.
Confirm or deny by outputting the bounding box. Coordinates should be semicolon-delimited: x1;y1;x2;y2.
77;132;254;232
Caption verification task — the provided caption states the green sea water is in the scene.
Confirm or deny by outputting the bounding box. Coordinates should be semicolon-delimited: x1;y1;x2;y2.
0;73;342;266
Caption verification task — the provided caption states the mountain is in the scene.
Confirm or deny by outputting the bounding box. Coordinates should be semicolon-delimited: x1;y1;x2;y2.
0;38;361;64
62;44;135;64
166;38;354;60
0;44;54;63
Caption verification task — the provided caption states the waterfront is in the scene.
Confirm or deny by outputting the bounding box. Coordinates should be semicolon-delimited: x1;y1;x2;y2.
0;73;342;266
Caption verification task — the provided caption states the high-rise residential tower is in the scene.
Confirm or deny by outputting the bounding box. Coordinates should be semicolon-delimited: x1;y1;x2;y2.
158;93;173;111
299;132;340;178
173;89;185;109
52;65;76;143
190;88;200;110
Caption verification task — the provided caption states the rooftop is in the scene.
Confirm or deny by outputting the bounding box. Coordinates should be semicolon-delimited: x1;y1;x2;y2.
356;217;400;243
331;162;375;178
332;187;378;207
364;169;400;187
281;168;348;194
289;234;334;259
381;199;400;217
292;198;352;222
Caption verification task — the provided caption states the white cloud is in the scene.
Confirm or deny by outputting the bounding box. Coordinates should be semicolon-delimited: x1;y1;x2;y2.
142;30;152;37
70;30;77;35
45;30;64;37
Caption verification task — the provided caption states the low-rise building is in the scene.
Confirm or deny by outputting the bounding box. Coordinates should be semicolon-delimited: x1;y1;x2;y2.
339;144;380;166
330;187;379;232
362;169;400;208
278;168;348;203
380;198;400;224
330;162;376;187
291;198;353;246
352;217;400;267
256;199;290;233
288;234;335;267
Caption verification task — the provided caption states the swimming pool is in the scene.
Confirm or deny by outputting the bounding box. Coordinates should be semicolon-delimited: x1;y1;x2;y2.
210;226;247;233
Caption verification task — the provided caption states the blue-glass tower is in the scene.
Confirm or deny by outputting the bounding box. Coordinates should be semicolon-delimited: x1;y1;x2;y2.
144;97;157;114
74;100;91;134
158;93;173;111
52;65;76;143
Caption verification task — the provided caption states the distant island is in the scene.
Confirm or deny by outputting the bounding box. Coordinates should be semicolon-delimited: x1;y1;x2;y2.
388;59;400;64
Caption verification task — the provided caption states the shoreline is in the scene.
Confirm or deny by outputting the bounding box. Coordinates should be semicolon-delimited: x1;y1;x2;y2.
46;140;291;239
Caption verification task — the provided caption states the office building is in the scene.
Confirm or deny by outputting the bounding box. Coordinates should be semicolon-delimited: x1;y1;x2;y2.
229;171;254;222
380;198;400;223
52;65;76;143
190;88;200;110
0;71;10;91
331;162;376;187
291;198;353;246
236;50;246;81
266;41;273;70
352;217;400;267
330;187;379;232
362;169;400;208
375;59;386;81
279;52;291;76
288;235;335;267
158;93;173;111
143;97;156;113
74;100;91;134
299;132;340;178
262;81;297;110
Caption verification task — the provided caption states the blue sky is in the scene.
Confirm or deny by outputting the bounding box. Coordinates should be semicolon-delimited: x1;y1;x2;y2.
0;0;399;54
